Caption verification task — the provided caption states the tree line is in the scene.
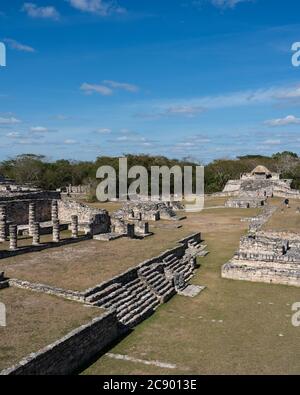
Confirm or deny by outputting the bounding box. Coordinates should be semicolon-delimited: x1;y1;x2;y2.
0;152;299;196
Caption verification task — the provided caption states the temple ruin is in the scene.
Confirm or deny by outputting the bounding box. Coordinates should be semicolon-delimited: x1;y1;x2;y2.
223;165;300;208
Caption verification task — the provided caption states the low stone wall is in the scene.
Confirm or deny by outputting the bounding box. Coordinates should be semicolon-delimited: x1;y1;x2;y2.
9;279;84;302
222;260;300;287
0;310;121;375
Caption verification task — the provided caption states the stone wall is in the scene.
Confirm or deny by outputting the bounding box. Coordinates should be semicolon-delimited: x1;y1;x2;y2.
0;310;121;375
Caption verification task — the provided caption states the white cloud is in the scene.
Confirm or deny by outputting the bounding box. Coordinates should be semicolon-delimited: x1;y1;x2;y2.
163;105;206;117
30;126;50;133
103;80;139;93
194;0;252;9
264;115;300;127
95;128;112;134
0;116;21;125
211;0;251;8
263;139;281;145
22;3;60;20
64;139;77;145
6;132;21;138
80;83;113;96
3;39;35;53
68;0;126;16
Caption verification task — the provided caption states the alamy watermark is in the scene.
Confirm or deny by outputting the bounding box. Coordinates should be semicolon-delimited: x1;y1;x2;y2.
0;42;6;67
0;302;6;327
96;158;205;212
291;42;300;67
291;303;300;327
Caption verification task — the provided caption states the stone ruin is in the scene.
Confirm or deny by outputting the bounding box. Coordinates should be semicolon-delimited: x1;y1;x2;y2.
223;165;300;208
114;200;184;222
222;226;300;287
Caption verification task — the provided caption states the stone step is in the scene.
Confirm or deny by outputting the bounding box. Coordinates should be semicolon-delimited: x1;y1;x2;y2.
124;299;160;327
150;275;169;291
163;254;177;263
155;281;174;296
87;283;122;304
117;293;157;321
119;295;159;324
125;280;148;295
139;264;162;278
140;270;161;283
102;288;131;308
110;291;137;310
145;272;163;286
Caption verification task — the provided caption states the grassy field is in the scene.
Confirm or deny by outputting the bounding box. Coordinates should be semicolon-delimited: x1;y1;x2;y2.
83;206;300;375
0;287;101;371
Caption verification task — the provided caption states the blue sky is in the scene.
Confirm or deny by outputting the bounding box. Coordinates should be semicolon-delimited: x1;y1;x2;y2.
1;0;300;163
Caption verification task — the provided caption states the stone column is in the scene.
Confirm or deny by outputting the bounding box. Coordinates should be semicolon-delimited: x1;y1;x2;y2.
127;223;135;239
53;220;60;243
0;204;7;242
9;224;18;250
51;200;58;222
71;215;79;239
32;222;40;246
28;202;36;236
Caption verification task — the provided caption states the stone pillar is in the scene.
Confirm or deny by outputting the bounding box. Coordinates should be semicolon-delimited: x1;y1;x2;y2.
9;225;18;250
28;202;36;236
32;222;40;246
71;215;79;239
0;204;7;242
52;220;60;243
51;200;58;222
127;224;135;239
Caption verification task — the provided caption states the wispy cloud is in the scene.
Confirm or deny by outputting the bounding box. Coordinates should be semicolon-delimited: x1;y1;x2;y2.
137;83;300;120
30;126;52;134
64;139;77;145
94;128;112;134
6;132;22;139
80;83;113;96
103;80;139;92
264;115;300;127
67;0;126;16
22;3;60;20
262;139;282;145
3;38;35;53
81;80;139;96
0;116;21;125
193;0;253;9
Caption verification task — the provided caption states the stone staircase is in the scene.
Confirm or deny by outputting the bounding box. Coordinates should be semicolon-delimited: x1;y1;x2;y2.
187;240;209;257
138;264;175;302
163;253;194;282
85;279;160;328
85;238;208;328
